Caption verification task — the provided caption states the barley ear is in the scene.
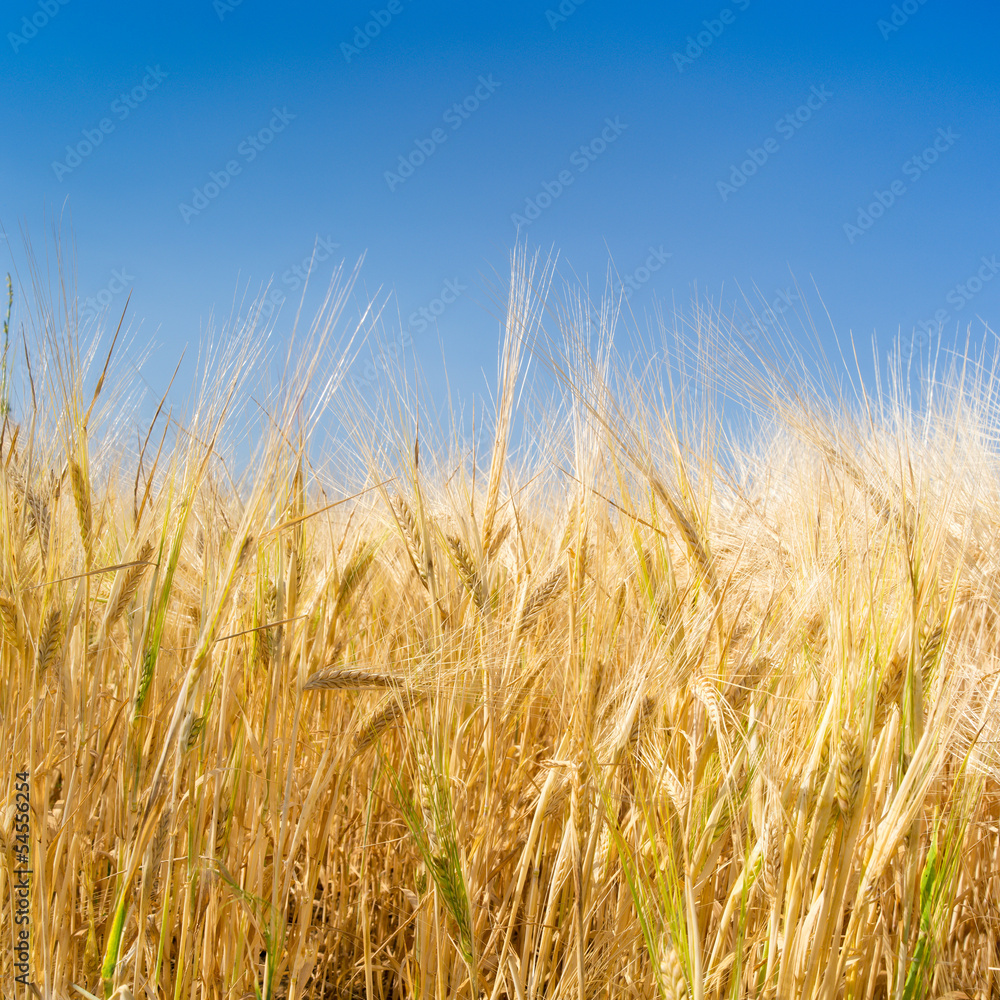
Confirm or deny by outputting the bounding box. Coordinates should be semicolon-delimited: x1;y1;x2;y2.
304;666;397;691
517;567;566;636
36;605;64;675
761;814;782;898
836;728;863;819
141;807;171;906
650;473;718;598
659;939;687;1000
70;458;93;562
106;541;154;634
0;593;19;646
352;691;420;757
393;495;430;588
447;534;486;610
133;647;156;720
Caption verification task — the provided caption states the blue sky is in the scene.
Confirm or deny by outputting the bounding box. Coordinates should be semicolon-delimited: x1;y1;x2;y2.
3;0;999;414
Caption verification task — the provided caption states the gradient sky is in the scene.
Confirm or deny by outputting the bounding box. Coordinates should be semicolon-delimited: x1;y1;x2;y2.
3;0;999;415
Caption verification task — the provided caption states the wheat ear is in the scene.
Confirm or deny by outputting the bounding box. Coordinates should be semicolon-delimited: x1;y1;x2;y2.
70;459;93;561
36;605;64;675
517;567;566;636
304;666;398;691
352;691;421;757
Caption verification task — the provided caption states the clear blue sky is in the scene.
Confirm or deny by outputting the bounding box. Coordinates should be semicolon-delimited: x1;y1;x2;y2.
3;0;999;412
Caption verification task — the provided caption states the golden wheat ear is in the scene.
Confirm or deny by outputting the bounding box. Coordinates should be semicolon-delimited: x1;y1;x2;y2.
351;691;422;757
303;665;397;690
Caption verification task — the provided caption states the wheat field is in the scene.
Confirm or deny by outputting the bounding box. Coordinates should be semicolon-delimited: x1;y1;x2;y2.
2;250;1000;999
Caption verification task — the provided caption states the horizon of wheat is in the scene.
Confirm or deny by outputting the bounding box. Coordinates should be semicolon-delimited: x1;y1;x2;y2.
1;248;999;999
